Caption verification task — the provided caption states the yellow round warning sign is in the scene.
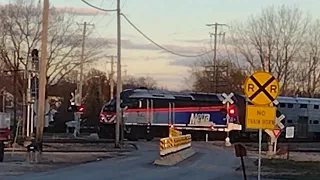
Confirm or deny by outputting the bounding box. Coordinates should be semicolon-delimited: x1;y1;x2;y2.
244;71;279;105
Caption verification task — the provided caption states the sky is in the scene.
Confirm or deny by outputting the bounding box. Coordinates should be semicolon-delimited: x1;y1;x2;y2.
3;0;320;90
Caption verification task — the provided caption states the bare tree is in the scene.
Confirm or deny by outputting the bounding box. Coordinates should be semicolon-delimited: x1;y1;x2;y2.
228;5;310;92
293;19;320;97
0;0;107;86
188;57;246;93
123;76;158;89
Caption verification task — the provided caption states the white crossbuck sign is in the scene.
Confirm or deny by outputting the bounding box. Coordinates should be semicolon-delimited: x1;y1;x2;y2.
222;93;234;104
276;114;285;129
70;92;75;105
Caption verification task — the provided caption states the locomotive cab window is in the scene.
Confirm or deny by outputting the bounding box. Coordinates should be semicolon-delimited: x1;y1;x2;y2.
314;105;319;109
314;120;319;124
153;99;170;108
287;103;293;108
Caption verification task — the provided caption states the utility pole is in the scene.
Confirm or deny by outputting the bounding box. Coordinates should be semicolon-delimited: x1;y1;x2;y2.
105;55;116;99
36;0;49;149
77;21;94;105
13;55;18;138
115;0;122;148
76;21;93;136
206;23;227;92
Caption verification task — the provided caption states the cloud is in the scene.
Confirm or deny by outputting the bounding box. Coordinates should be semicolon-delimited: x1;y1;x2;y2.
174;39;210;44
169;58;199;67
56;7;107;16
106;38;208;55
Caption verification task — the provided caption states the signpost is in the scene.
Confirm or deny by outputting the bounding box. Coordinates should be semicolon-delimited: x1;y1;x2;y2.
244;70;280;180
234;143;247;180
221;92;234;146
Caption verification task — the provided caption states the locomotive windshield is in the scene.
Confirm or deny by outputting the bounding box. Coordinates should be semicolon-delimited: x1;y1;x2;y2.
102;98;116;112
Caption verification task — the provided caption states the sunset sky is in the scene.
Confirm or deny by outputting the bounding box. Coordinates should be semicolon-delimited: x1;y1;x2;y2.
2;0;320;90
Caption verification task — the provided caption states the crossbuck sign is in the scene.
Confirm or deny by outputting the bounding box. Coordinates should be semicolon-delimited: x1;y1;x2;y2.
70;92;75;105
276;114;285;129
222;93;234;105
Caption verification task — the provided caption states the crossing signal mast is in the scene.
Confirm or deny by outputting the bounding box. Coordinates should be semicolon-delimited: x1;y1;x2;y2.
68;92;84;113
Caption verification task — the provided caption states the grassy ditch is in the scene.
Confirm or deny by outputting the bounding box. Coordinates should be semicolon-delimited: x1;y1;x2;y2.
259;159;320;180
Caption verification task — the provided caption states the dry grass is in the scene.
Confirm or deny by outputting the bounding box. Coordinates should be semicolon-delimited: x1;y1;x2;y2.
0;151;123;178
243;151;320;179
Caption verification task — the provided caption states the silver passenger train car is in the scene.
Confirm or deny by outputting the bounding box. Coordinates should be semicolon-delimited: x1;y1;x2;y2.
276;96;320;139
239;95;320;140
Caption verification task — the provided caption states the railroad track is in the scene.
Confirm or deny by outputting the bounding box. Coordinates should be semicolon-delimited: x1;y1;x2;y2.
5;149;132;153
43;138;114;144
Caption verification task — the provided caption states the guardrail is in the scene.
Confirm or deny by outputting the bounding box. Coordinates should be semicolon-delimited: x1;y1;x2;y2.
158;127;192;156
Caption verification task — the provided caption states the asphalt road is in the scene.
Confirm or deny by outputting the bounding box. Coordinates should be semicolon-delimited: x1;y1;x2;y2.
5;141;269;180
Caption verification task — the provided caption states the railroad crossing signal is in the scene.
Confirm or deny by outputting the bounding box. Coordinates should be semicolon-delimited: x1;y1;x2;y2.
245;105;276;129
70;92;75;105
222;92;234;104
244;71;280;105
276;114;285;129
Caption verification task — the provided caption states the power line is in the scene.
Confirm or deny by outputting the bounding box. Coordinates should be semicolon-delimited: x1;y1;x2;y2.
81;0;214;58
81;0;117;12
95;0;127;29
92;0;115;27
87;0;106;23
121;14;213;58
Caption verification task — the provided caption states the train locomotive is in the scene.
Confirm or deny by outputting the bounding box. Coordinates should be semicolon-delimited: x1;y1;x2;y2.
98;87;320;141
98;88;244;141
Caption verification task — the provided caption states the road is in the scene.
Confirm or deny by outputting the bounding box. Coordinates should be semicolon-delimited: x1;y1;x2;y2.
5;141;268;180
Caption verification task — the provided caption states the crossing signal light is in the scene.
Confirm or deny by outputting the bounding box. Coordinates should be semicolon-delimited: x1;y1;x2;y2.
78;105;84;112
67;104;85;112
220;107;237;116
229;107;235;115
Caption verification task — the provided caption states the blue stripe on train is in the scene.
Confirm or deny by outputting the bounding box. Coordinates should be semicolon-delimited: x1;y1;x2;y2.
152;110;227;126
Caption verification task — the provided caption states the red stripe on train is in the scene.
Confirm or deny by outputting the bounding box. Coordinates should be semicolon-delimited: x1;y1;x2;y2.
102;106;225;113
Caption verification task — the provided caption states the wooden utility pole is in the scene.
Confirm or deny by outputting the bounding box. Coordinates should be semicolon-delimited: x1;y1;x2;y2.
77;22;94;104
115;0;122;148
36;0;49;146
105;55;116;99
206;23;227;92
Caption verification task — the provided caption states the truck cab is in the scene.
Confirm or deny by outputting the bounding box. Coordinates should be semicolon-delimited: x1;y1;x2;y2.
0;112;11;162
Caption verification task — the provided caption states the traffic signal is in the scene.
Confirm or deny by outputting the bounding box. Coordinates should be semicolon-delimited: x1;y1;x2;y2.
31;49;39;71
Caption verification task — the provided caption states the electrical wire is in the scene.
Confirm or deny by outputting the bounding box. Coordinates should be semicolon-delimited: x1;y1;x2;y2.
81;0;213;58
87;0;106;23
95;0;127;29
93;0;115;26
81;0;117;12
121;14;214;58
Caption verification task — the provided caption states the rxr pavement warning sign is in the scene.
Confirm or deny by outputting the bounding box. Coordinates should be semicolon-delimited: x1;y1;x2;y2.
244;71;280;105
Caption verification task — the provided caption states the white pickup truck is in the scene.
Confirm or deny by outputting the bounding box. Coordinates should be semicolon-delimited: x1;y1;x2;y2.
0;112;10;162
